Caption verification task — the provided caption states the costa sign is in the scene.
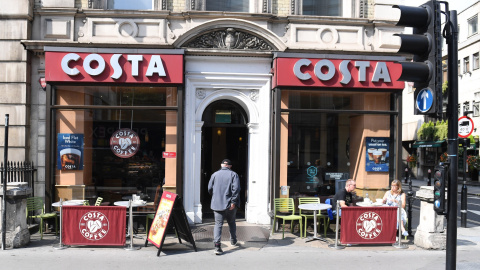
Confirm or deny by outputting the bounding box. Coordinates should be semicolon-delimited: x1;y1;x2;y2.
45;51;183;84
273;57;404;89
110;129;140;158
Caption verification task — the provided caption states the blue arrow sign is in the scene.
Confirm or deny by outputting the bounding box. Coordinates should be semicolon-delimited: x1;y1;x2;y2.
416;88;434;113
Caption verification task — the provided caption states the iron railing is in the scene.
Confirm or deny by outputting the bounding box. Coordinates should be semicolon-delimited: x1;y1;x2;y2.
0;161;36;197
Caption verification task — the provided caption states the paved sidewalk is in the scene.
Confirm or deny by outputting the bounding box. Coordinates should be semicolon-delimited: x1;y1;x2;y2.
1;220;479;270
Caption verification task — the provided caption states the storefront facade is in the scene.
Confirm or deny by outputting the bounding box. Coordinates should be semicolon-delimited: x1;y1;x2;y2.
3;0;409;225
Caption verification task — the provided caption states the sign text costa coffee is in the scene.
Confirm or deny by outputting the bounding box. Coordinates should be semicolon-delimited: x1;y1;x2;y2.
45;52;183;84
273;58;404;89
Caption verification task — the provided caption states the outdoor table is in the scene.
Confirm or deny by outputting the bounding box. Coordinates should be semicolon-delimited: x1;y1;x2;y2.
114;200;147;241
297;203;331;242
52;199;85;207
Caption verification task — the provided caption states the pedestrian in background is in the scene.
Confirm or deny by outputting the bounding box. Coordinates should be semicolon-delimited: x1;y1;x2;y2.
208;158;241;255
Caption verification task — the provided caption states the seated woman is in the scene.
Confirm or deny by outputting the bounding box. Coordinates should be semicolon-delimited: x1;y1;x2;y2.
382;179;408;237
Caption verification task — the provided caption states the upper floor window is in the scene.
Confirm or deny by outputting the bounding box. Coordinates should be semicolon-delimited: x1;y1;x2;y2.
302;0;341;16
206;0;249;12
473;52;479;70
468;15;478;36
107;0;154;10
464;56;470;73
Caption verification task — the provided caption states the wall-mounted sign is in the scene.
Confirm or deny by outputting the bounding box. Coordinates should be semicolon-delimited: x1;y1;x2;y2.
57;133;84;170
45;51;183;84
162;152;177;158
272;57;404;89
110;129;140;158
365;137;389;172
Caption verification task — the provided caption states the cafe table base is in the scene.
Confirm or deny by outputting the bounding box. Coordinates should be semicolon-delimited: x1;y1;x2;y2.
297;203;331;243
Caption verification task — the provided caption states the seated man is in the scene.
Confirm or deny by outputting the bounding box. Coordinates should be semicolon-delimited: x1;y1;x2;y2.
332;179;356;216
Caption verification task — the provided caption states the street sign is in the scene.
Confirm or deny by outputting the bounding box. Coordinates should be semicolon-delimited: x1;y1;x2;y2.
415;88;434;113
458;116;474;138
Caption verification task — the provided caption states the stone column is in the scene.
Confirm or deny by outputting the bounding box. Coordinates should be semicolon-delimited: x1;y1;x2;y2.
0;182;32;248
414;186;446;249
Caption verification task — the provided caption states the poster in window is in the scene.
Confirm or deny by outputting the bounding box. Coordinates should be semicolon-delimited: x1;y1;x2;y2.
57;133;84;170
365;137;389;172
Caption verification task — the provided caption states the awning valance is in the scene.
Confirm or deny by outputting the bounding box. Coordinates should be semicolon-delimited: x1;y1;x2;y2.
412;140;446;148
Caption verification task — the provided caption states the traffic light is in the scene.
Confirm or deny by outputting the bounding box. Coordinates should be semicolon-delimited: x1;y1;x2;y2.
393;0;442;117
433;164;447;215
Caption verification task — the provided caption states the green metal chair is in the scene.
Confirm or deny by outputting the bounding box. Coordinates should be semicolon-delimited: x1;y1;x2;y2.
26;197;58;240
272;198;303;239
298;197;329;238
95;197;103;206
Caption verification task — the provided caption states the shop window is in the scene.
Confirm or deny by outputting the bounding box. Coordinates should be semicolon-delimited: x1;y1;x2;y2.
473;53;479;70
464;56;470;74
468;15;478;37
53;86;178;206
279;90;393;198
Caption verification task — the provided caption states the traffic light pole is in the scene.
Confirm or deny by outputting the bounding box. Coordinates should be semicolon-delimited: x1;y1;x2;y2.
445;9;458;270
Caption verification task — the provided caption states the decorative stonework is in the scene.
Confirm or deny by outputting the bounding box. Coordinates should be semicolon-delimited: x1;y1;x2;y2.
196;89;206;99
185;28;274;50
250;90;259;101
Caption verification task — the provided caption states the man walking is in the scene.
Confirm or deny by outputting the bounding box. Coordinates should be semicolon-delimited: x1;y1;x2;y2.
208;159;241;255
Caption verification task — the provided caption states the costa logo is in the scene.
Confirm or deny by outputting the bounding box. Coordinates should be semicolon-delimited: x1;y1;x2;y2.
355;211;383;239
293;59;392;83
79;211;109;241
110;128;140;158
61;53;166;78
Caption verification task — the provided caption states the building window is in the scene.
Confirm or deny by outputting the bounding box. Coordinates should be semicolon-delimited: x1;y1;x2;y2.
464;101;470;114
108;0;154;9
474;101;480;117
458;59;461;74
464;56;470;73
302;0;341;16
473;53;479;70
468;15;478;36
205;0;249;12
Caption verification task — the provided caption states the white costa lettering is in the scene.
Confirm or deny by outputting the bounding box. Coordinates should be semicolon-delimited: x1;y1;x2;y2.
60;53;167;79
293;59;392;83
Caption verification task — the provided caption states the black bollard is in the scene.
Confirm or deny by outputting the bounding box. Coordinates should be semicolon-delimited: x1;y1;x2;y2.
404;167;409;184
461;182;467;228
407;190;414;236
427;169;432;186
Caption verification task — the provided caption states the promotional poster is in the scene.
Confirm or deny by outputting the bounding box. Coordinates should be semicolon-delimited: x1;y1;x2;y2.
365;137;389;172
57;133;84;170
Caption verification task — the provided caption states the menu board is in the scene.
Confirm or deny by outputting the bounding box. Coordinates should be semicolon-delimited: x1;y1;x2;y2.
365;137;389;172
147;191;197;256
147;191;176;248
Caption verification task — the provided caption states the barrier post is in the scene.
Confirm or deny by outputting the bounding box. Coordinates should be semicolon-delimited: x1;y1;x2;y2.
328;200;345;250
124;200;140;251
393;199;407;249
53;199;67;250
